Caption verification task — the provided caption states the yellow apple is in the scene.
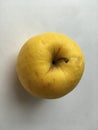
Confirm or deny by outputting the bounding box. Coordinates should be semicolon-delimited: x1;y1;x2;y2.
16;32;85;99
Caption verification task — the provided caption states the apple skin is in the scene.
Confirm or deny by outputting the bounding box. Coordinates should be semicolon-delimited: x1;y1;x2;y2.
16;32;85;99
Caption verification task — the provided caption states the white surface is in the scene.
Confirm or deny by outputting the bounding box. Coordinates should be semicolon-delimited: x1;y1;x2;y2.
0;0;97;130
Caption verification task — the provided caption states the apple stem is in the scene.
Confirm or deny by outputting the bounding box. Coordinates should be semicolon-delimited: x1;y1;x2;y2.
52;57;69;64
57;57;69;63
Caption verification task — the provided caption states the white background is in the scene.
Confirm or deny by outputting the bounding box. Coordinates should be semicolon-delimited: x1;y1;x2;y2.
0;0;97;130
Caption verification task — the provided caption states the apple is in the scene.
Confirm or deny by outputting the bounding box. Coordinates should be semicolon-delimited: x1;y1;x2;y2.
16;32;85;99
